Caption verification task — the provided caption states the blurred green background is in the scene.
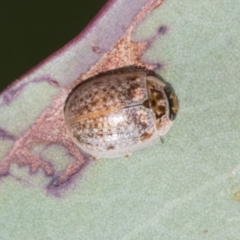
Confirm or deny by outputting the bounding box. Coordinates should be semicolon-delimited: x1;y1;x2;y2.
0;0;106;92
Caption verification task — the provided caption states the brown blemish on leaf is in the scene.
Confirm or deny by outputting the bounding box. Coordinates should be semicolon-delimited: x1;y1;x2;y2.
158;25;168;35
92;45;102;54
232;190;240;202
0;0;163;193
48;159;89;189
0;128;16;141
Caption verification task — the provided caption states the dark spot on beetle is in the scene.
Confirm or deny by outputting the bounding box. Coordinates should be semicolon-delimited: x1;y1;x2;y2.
127;89;133;97
156;92;164;100
158;105;166;113
164;86;178;120
130;85;137;91
98;133;103;138
139;122;148;129
151;100;156;107
150;88;155;94
158;25;168;35
131;81;140;88
109;94;114;99
128;76;138;81
156;113;164;119
150;87;164;100
107;129;112;134
87;133;94;138
143;100;150;108
141;132;153;141
107;145;115;150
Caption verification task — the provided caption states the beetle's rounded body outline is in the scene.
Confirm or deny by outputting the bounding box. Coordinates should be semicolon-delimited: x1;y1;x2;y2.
64;70;178;158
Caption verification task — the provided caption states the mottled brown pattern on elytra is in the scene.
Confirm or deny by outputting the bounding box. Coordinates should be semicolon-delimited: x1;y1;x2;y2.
65;74;147;126
69;106;155;152
65;68;178;158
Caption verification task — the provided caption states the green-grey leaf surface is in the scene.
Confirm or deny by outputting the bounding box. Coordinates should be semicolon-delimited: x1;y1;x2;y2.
1;0;240;239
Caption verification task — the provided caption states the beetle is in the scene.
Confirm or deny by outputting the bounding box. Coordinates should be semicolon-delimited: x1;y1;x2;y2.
64;70;178;158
